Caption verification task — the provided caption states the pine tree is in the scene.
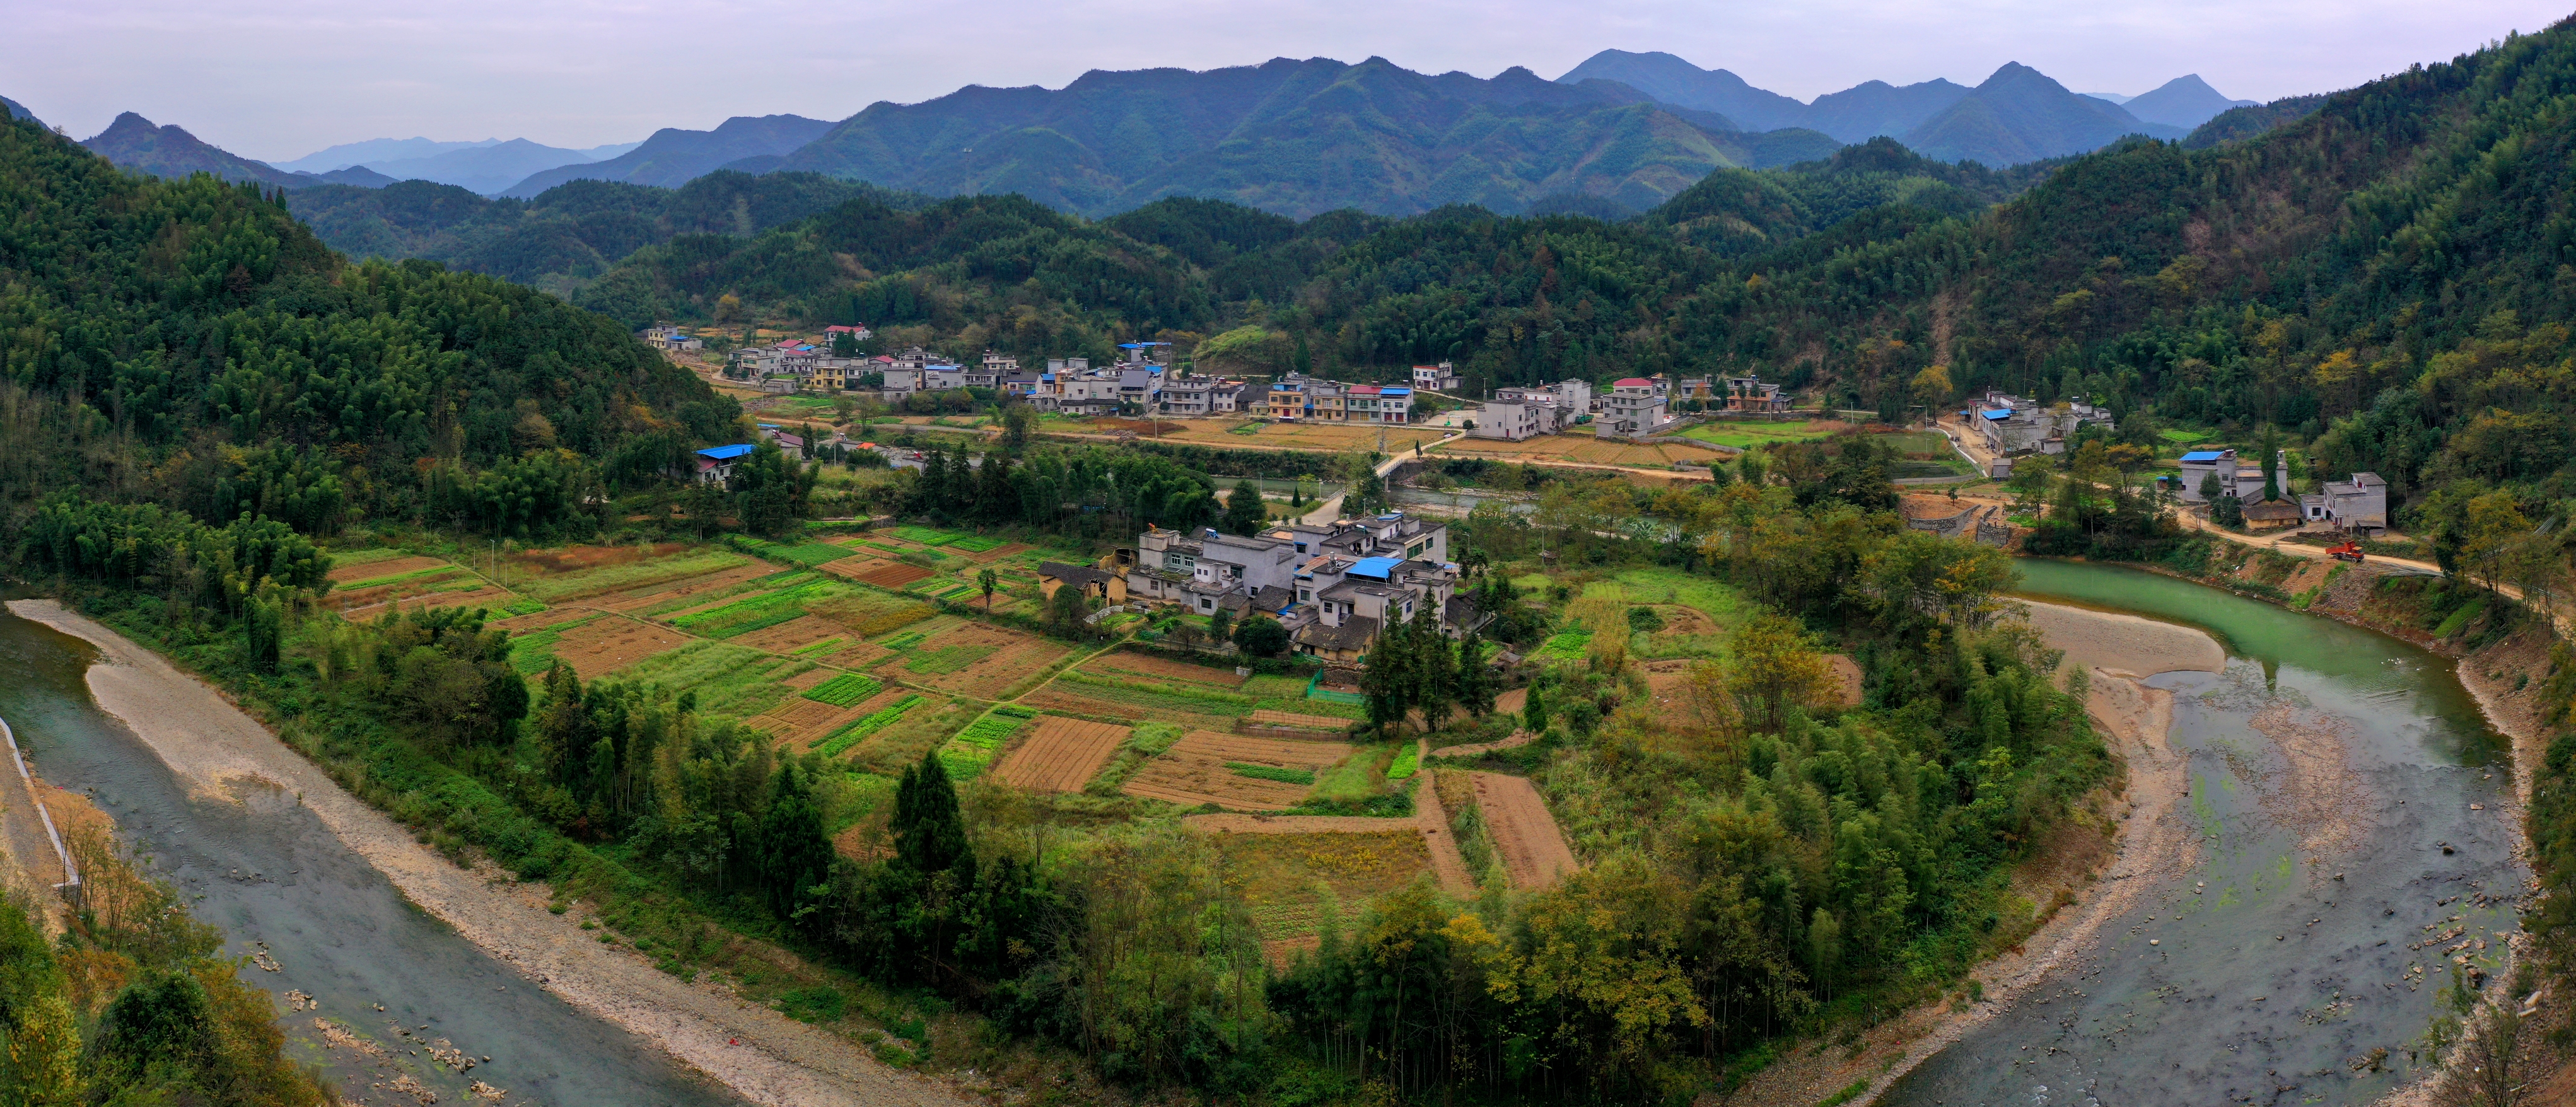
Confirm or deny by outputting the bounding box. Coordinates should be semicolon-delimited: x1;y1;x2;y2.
1523;680;1549;733
1361;622;1414;733
1454;629;1495;716
893;751;973;879
758;764;832;917
1223;479;1267;536
1411;603;1455;730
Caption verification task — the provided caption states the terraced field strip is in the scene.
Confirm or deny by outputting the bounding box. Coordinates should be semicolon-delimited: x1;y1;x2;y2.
854;562;934;588
1082;651;1250;689
1122;731;1350;810
992;716;1131;793
593;562;776;611
1246;709;1353;731
1471;772;1578;890
938;704;1039;780
539;615;691;678
327;555;457;587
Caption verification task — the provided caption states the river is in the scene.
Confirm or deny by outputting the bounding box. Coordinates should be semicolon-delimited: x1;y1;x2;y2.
1882;559;2525;1106
0;604;740;1107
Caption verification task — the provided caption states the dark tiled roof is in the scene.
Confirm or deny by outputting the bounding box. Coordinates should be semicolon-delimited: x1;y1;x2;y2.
1251;585;1296;613
1445;596;1493;631
1039;561;1116;588
1297;616;1380;654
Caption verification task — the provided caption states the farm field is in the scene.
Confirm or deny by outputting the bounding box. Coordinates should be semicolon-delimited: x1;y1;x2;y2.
993;716;1131;793
1079;650;1249;689
1439;432;1722;468
1209;830;1435;959
533;615;692;678
1472;772;1578;889
1122;731;1353;810
1063;418;1452;453
1677;418;1848;449
894;622;1072;698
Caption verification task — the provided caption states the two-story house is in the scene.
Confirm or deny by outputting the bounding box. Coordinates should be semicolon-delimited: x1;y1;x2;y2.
1599;378;1670;440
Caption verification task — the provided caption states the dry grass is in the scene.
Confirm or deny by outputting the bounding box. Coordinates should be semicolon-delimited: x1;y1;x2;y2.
1122;731;1351;810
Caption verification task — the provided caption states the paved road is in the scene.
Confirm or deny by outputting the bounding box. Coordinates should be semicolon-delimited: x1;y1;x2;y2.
1300;431;1467;524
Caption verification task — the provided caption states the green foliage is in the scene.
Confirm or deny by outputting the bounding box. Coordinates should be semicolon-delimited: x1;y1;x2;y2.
1226;762;1315;785
1385;744;1420;780
939;707;1034;779
672;577;842;637
817;695;926;757
802;673;883;707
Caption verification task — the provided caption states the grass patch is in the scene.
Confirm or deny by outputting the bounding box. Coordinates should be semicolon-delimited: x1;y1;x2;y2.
1252;696;1367;721
1311;746;1397;805
503;599;547;617
1058;670;1257;717
880;630;930;651
1227;763;1316;785
904;643;996;675
605;641;808;721
1679;419;1835;449
342;564;462;589
892;526;965;546
817;695;924;757
1085;721;1187;796
793;637;847;657
672;578;846;639
948;535;1007;553
803;673;883;707
938;705;1040;780
519;549;749;603
325;547;409;568
1386;745;1419;780
1536;630;1592;661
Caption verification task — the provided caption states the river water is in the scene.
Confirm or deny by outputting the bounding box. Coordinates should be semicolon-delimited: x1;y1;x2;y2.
0;605;738;1107
1882;560;2525;1107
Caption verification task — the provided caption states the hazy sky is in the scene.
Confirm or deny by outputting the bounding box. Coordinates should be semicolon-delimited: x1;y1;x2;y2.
8;0;2562;161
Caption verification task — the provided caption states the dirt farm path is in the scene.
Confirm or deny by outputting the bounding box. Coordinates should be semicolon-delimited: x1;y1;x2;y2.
1469;772;1578;889
9;600;970;1107
1186;736;1479;896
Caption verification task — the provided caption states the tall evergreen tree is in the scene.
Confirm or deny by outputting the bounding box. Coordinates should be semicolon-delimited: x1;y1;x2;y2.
1223;479;1268;536
1411;603;1456;730
758;764;832;917
1454;629;1495;717
892;751;973;881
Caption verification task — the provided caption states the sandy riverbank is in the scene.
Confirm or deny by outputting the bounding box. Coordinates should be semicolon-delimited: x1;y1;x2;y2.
1720;600;2220;1106
8;600;968;1107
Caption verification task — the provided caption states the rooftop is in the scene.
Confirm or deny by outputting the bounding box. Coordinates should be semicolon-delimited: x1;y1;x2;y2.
697;444;756;460
2178;450;2228;463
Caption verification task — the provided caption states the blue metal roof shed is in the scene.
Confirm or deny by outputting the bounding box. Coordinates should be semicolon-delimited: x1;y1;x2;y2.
1348;556;1402;580
2178;450;2226;463
697;444;756;460
1980;408;2014;420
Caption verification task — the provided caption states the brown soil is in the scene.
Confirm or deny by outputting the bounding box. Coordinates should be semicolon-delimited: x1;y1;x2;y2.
1432;731;1534;759
1650;605;1718;636
508;543;691;575
597;564;774;612
1245;709;1352;731
1124;731;1350;810
958;543;1030;563
1471;773;1577;889
549;617;692;678
900;624;1071;698
492;606;592;632
762;689;906;750
1018;688;1239;733
993;717;1130;793
1083;651;1249;688
733;615;852;656
1826;653;1865;707
1493;687;1527;715
329;555;452;584
853;562;933;588
402;584;515;613
814;557;889;582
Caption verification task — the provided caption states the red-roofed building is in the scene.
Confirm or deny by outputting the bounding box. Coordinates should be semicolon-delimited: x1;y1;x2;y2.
1602;378;1670;441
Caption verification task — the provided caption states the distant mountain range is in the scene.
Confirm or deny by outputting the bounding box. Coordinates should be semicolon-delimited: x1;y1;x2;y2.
499;115;834;198
1551;50;2241;165
767;56;1842;217
80;112;317;189
58;52;2297;225
3;97;38;127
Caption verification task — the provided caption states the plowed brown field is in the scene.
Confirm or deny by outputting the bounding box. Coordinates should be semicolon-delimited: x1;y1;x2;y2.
854;562;933;588
549;617;691;678
328;555;452;584
993;716;1129;793
1017;688;1239;733
596;563;774;611
735;615;852;656
1471;772;1577;889
900;623;1071;698
1083;651;1248;688
1123;731;1350;810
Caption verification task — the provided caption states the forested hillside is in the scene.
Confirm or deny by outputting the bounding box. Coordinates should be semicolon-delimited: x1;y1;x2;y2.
771;56;1842;217
0;113;733;552
286;170;913;290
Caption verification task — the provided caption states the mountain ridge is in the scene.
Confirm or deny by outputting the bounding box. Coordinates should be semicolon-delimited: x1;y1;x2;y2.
500;115;836;198
81;112;313;189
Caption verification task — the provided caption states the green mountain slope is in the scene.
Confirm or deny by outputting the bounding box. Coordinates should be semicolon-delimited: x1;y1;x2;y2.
0;113;731;537
1686;20;2576;503
772;56;1831;217
1897;62;2186;165
500;113;836;198
286;170;907;291
80;111;313;190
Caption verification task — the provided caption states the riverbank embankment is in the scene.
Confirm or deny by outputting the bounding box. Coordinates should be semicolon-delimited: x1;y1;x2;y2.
1720;600;2221;1105
6;599;969;1107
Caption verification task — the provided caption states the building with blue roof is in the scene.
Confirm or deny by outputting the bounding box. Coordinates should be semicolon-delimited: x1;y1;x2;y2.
692;443;756;484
